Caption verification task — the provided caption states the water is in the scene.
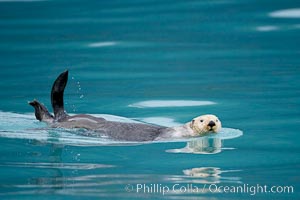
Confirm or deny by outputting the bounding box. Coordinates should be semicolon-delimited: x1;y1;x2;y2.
0;0;299;199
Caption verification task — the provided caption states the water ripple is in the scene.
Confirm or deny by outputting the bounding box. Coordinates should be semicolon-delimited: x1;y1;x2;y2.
256;25;279;32
0;0;45;2
0;162;114;170
269;8;300;18
129;100;216;108
88;41;118;48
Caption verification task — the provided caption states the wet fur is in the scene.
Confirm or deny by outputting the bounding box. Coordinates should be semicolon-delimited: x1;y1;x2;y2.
29;71;221;141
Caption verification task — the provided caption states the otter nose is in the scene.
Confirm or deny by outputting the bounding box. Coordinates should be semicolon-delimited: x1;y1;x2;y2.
208;121;215;128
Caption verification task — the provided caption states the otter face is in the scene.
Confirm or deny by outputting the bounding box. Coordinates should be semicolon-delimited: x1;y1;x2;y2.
190;114;222;135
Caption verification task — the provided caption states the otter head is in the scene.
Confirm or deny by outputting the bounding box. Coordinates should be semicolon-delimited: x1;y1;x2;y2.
189;114;222;136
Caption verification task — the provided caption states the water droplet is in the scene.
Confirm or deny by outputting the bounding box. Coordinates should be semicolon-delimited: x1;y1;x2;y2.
74;153;81;161
80;95;84;99
71;105;76;112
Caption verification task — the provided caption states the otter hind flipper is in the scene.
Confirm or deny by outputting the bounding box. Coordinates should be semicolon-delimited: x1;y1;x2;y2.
51;70;69;121
29;100;54;123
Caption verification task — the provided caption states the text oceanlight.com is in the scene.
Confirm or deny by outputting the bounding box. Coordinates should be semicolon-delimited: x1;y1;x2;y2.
124;183;294;196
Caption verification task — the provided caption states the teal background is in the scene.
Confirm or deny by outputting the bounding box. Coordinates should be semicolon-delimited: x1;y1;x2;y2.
0;0;299;199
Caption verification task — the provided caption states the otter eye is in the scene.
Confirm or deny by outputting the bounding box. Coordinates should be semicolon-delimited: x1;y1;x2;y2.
200;119;204;123
216;119;219;122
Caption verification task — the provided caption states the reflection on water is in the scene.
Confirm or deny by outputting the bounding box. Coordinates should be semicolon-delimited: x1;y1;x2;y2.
166;138;223;154
0;138;243;198
0;162;114;170
129;100;216;108
256;26;279;32
165;127;242;154
88;41;118;48
183;167;242;184
269;8;300;18
1;166;242;197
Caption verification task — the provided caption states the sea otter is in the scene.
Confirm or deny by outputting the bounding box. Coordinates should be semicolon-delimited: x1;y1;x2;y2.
29;71;221;141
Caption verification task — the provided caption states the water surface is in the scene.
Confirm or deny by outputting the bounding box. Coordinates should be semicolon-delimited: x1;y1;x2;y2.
0;0;299;199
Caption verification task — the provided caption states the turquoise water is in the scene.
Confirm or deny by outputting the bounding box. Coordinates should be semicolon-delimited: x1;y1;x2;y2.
0;0;299;199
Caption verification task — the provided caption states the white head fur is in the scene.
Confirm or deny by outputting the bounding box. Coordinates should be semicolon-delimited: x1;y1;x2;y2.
188;114;222;136
156;114;222;140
